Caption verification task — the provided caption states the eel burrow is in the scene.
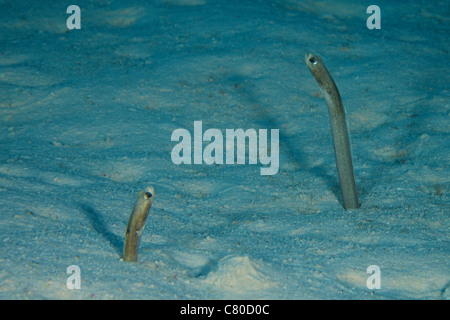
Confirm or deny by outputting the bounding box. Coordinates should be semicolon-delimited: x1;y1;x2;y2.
305;53;359;209
123;186;155;262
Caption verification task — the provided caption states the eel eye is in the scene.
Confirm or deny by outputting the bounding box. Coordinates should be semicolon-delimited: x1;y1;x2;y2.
309;57;317;65
144;192;153;200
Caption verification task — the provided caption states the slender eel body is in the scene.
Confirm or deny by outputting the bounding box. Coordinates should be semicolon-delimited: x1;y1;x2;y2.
305;53;359;209
123;186;155;262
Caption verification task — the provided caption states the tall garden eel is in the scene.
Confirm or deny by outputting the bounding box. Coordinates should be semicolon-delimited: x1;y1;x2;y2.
305;53;359;209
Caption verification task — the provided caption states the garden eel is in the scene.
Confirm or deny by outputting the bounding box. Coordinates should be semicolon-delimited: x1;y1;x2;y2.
305;53;359;209
123;186;155;262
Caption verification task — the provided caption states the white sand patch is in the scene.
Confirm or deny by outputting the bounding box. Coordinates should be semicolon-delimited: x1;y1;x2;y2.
204;256;275;293
0;68;59;87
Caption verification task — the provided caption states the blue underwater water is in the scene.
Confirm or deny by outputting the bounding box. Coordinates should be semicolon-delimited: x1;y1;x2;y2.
0;0;448;300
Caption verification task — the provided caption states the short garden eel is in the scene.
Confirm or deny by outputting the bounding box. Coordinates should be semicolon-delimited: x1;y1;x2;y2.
123;186;155;262
305;53;359;209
